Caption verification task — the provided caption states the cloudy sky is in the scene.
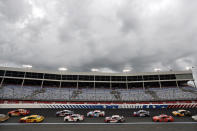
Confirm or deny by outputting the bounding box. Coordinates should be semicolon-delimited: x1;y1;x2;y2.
0;0;197;77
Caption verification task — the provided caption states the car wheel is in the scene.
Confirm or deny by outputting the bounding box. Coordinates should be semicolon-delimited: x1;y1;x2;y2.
156;120;159;122
187;113;191;116
34;120;36;123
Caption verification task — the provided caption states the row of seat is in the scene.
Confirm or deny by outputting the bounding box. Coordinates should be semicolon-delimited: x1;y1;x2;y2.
0;85;197;101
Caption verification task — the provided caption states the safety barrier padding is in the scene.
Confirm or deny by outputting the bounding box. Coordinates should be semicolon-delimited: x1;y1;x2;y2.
0;103;197;109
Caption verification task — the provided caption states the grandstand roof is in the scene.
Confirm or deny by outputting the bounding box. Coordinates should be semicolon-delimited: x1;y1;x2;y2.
0;66;193;76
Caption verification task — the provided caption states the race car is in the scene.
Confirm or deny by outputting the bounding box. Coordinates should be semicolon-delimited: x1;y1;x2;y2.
64;114;84;122
104;115;125;123
172;109;191;116
152;114;174;122
20;115;44;123
87;110;105;117
0;114;9;122
56;110;74;117
133;110;150;117
191;115;197;121
8;109;30;116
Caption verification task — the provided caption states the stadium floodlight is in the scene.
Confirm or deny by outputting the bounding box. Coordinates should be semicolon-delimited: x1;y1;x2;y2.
186;66;191;70
22;65;32;68
186;66;195;70
123;69;131;73
154;68;161;72
58;67;67;71
91;68;99;72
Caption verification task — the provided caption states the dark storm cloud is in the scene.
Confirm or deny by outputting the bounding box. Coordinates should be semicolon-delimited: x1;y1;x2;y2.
0;0;197;81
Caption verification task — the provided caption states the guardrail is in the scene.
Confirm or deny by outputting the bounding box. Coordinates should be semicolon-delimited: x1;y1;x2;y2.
0;103;197;109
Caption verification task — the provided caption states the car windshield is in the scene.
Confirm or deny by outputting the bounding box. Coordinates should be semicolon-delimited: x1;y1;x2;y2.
28;117;35;119
112;116;119;119
36;116;41;118
0;114;6;117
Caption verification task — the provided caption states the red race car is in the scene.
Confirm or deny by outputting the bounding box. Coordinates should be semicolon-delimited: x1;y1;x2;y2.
152;114;174;122
8;109;30;116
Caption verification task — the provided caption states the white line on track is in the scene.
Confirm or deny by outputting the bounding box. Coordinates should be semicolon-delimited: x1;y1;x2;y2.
0;122;197;126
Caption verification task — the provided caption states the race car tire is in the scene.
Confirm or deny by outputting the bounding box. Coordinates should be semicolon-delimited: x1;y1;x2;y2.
20;120;24;123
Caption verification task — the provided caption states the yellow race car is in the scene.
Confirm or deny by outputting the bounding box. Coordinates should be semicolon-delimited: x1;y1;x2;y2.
172;109;191;117
19;115;44;123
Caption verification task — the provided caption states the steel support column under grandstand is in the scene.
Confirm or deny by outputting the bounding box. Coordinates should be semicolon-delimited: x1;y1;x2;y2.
21;71;26;88
158;74;162;88
176;80;179;88
77;75;79;89
0;70;6;88
126;75;128;90
41;73;45;88
142;75;145;90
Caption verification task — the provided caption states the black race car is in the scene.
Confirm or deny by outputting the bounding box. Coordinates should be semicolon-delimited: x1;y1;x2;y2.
133;110;150;117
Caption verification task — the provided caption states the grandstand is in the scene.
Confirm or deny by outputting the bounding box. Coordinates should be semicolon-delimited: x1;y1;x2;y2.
0;67;196;102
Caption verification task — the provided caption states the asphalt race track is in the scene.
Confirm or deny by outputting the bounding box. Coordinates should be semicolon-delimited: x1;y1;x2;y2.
0;108;197;131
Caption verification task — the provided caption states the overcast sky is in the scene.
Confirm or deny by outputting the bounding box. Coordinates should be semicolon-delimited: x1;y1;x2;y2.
0;0;197;78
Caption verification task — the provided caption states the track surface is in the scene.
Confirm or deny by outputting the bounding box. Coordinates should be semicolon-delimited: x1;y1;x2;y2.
0;108;197;131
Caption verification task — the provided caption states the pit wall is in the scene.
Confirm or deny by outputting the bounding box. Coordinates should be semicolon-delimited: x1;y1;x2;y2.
0;100;197;109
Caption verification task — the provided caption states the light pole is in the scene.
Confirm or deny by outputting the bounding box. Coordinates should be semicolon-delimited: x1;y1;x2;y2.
58;67;68;100
21;64;32;98
154;68;162;88
91;68;99;101
58;67;67;88
123;69;131;90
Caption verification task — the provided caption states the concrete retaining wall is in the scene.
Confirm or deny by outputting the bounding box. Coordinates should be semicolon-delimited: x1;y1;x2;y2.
1;103;197;109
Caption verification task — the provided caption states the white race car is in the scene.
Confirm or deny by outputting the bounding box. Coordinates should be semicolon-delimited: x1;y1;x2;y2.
104;115;125;123
64;114;84;122
192;115;197;121
87;110;105;117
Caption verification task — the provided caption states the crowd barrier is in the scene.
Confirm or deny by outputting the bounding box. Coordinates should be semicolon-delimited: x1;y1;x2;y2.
0;103;197;109
1;100;197;109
